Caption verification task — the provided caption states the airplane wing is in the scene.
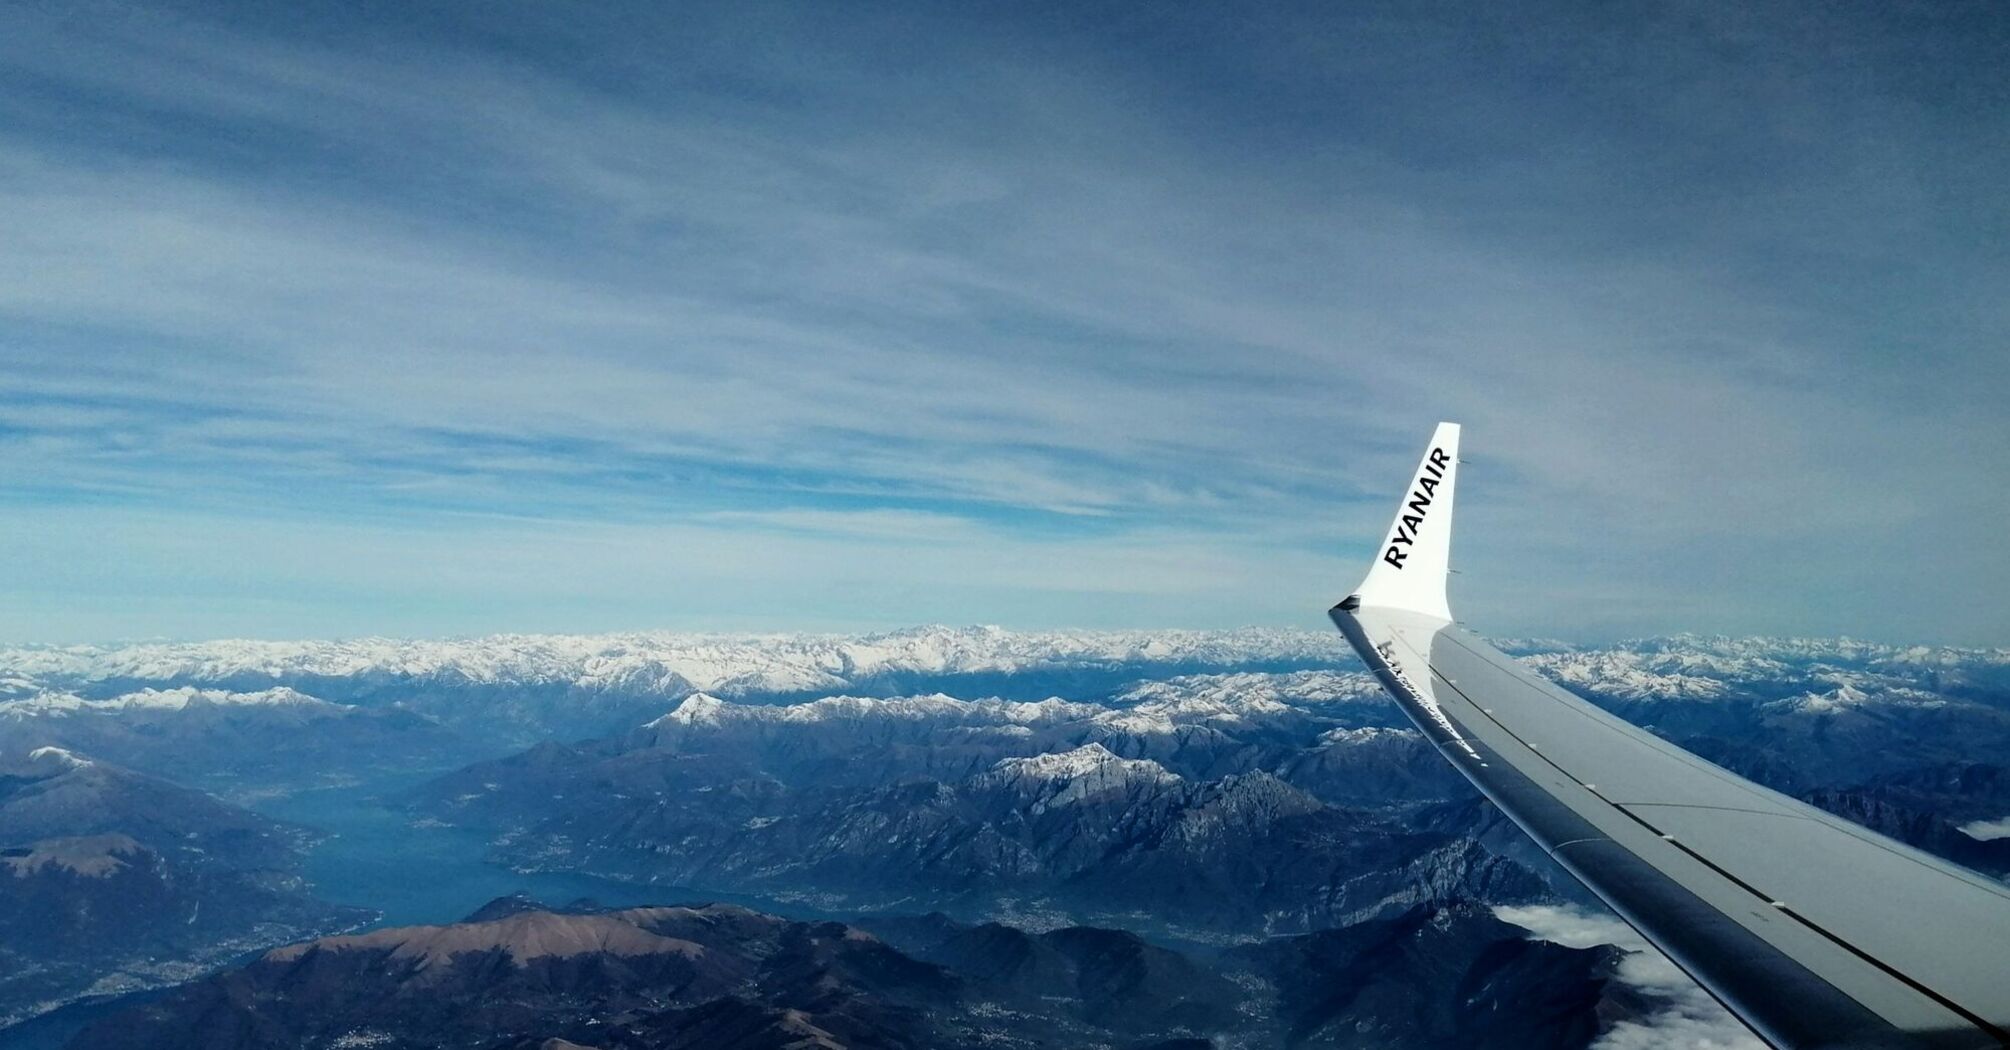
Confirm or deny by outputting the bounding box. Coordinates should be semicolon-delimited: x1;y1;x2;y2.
1328;422;2010;1050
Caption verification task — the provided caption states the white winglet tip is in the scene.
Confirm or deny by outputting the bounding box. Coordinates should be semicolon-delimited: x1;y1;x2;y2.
1348;422;1461;621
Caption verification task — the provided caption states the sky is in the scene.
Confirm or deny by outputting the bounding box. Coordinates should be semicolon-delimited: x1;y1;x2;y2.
2;0;2007;644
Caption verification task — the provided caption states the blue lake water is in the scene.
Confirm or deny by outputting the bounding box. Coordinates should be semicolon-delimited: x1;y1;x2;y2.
0;771;812;1049
253;776;680;928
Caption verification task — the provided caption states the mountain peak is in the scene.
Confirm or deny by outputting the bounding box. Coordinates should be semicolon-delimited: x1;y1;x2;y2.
991;743;1179;785
651;692;731;727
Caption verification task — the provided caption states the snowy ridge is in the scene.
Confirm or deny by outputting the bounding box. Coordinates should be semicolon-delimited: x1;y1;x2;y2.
1766;682;1949;715
644;691;1097;730
983;743;1183;807
1103;670;1382;733
991;742;1177;781
8;628;2003;705
1510;635;2010;716
970;744;1184;813
1608;634;2010;669
651;692;730;727
4;631;2001;733
633;671;1389;741
1316;725;1422;746
0;626;1340;698
1;686;330;717
1518;651;1734;701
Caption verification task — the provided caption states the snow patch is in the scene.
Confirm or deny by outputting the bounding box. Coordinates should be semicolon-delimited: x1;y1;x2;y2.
3;833;140;878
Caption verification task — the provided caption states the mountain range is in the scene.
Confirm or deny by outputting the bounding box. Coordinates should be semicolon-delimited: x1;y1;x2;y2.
4;626;2007;1047
79;895;1647;1050
412;682;1539;938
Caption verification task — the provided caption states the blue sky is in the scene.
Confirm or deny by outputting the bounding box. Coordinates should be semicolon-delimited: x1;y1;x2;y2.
2;0;2007;644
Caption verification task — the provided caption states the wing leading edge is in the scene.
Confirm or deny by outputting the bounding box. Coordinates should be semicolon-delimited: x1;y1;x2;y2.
1328;423;2010;1050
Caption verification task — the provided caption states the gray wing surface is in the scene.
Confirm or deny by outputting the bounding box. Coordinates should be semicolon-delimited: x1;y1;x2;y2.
1329;423;2010;1050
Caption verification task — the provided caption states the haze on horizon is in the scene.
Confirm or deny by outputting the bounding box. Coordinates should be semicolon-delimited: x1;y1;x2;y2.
2;0;2006;645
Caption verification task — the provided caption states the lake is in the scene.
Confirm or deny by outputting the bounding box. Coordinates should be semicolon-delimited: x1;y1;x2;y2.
0;771;815;1050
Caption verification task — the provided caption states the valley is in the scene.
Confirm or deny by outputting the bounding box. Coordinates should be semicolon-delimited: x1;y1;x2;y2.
3;626;2006;1048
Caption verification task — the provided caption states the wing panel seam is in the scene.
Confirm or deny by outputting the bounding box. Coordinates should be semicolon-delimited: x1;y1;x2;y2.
1615;803;1818;820
1441;631;2010;907
1420;644;2010;1045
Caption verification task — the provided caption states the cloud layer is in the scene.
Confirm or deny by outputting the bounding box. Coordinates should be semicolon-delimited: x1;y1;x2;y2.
3;1;2006;641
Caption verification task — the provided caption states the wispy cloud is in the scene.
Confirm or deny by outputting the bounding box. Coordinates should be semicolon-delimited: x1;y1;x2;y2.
1;1;2005;640
1496;903;1765;1050
1957;816;2010;842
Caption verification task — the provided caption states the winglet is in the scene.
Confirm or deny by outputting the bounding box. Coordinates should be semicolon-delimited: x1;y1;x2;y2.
1345;422;1461;621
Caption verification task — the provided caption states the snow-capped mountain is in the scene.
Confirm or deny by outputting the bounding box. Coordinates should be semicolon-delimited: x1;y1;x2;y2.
397;627;2010;948
0;626;1355;750
9;625;2002;719
1525;634;2010;700
1516;649;1735;701
989;742;1180;783
7;626;2006;1046
2;685;330;716
425;742;1538;937
1099;669;1383;733
982;743;1184;813
589;670;1422;800
9;627;2006;762
0;685;457;795
641;690;1097;732
7;625;2005;842
0;625;1343;699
